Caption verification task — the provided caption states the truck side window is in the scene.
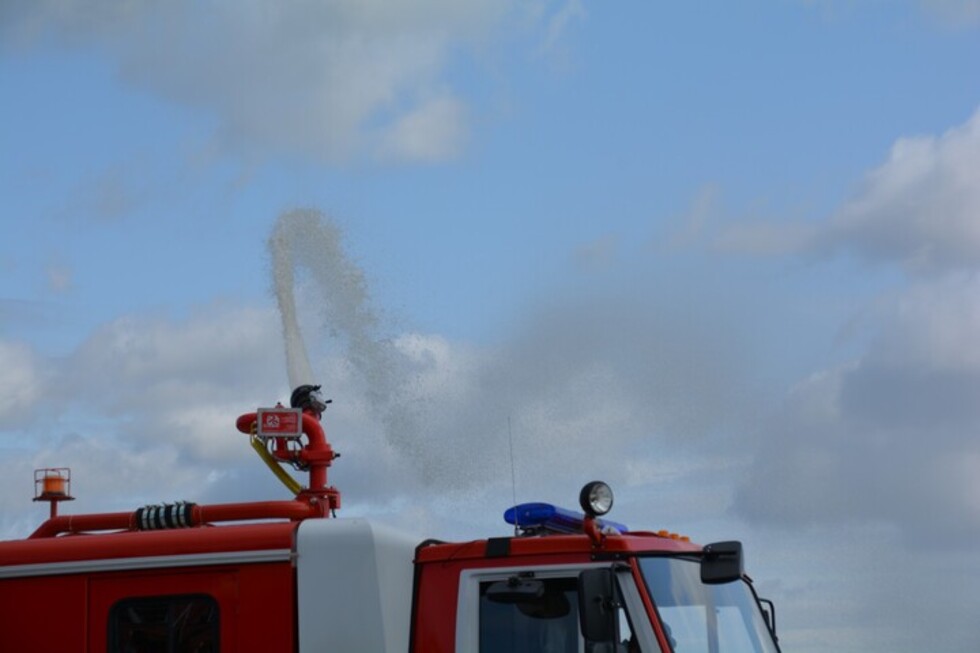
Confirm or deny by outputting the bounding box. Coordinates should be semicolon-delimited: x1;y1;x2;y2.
108;593;219;653
479;577;579;653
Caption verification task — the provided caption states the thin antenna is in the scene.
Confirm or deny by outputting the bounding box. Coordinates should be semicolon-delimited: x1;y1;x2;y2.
508;416;519;536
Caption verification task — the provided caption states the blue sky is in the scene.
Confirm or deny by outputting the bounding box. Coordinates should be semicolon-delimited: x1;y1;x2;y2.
2;2;980;651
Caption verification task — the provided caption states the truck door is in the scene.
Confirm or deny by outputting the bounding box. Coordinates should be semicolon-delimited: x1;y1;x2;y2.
88;568;238;652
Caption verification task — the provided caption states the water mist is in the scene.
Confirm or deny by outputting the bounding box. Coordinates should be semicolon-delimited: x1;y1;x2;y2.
268;209;439;480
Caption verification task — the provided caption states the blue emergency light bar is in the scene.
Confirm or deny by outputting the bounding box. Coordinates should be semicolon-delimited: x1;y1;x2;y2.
504;502;629;535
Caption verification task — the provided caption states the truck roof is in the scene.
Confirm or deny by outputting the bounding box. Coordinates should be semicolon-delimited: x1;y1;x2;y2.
416;530;702;564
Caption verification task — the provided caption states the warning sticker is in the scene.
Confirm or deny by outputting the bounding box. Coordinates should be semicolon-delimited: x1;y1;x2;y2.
256;408;303;437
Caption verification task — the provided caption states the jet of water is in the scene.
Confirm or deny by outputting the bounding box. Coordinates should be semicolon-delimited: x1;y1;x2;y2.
270;213;315;389
268;209;433;463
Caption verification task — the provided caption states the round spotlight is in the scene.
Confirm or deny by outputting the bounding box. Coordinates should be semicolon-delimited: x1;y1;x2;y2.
579;481;614;517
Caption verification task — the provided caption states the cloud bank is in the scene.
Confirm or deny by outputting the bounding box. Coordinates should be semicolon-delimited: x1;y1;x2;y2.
720;107;980;273
730;107;980;551
736;274;980;546
0;203;756;538
1;0;509;163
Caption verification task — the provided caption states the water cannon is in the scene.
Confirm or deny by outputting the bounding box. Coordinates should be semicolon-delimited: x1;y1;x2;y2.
236;385;340;513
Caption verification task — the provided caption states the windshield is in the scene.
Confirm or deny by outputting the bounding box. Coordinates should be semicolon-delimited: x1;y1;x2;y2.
639;557;779;653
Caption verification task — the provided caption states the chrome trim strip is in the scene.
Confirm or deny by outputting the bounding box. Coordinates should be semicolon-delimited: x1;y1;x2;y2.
0;548;292;579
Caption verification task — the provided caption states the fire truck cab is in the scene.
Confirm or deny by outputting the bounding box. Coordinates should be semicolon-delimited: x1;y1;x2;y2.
0;395;781;652
411;496;780;653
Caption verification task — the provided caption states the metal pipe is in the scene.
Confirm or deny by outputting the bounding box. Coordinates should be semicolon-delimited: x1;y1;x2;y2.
29;500;321;539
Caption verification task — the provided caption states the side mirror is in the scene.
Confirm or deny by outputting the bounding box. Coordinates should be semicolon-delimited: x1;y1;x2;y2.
701;540;744;584
578;568;617;644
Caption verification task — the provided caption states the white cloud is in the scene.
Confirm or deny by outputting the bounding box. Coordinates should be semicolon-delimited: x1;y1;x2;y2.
718;107;980;273
0;261;757;538
871;273;980;371
736;273;980;547
818;108;980;271
0;435;211;531
64;163;150;224
536;0;586;58
666;183;720;249
0;340;44;426
45;263;72;294
800;0;980;27
65;303;287;411
714;218;818;255
919;0;980;25
1;0;518;164
573;234;618;269
264;211;754;499
0;302;291;538
703;107;980;650
377;93;467;162
713;112;980;545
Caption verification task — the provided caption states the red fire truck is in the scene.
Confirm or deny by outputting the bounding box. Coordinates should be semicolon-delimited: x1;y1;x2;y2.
0;385;781;652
